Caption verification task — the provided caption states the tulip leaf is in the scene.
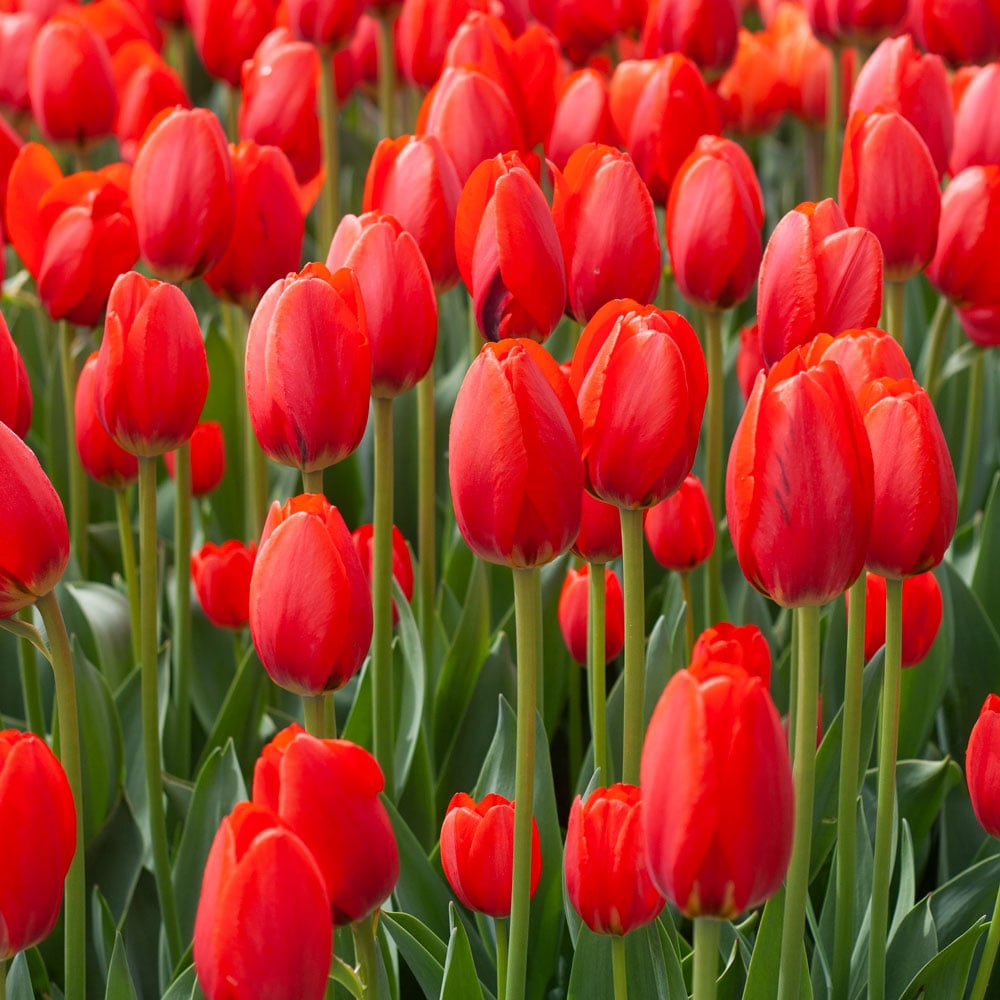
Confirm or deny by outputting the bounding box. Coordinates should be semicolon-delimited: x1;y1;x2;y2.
899;920;986;1000
885;896;937;1000
972;472;1000;609
91;887;118;984
743;890;784;1000
86;797;145;925
159;965;201;1000
329;954;365;998
393;577;426;800
381;910;449;999
888;822;917;944
540;553;572;740
105;932;139;1000
895;758;962;865
567;924;671;1000
62;581;134;690
930;854;1000;948
440;903;488;1000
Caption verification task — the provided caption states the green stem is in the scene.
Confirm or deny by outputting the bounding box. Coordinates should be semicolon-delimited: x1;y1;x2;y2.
619;508;646;785
302;467;325;495
833;574;867;1000
417;369;436;660
868;578;903;1000
495;919;508;1000
318;53;340;253
468;295;481;363
823;45;842;200
958;350;985;521
702;309;724;627
778;604;821;1000
788;610;798;753
228;303;267;538
166;26;189;96
567;655;582;786
59;320;88;577
922;296;952;403
18;607;46;735
612;933;629;1000
969;882;1000;1000
588;561;609;779
681;572;694;662
377;14;396;139
805;124;823;203
36;590;86;1000
324;690;337;738
138;456;183;968
304;693;326;738
351;912;380;1000
505;567;541;1000
226;83;240;143
0;958;5;1000
372;396;395;797
115;489;141;676
693;918;720;1000
172;442;193;779
884;280;905;346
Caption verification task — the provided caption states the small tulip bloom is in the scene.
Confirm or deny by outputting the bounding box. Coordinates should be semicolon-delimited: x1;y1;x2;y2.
74;353;138;491
285;0;363;50
191;540;256;631
690;621;772;682
966;694;1000;839
951;64;1000;175
351;523;415;625
640;0;741;77
0;729;77;960
0;311;32;439
193;802;332;1000
910;0;1000;67
564;784;665;936
164;421;225;498
572;490;623;565
798;328;914;400
186;0;277;86
252;725;399;923
644;474;714;573
558;565;625;665
547;68;620;172
439;792;541;918
847;571;943;666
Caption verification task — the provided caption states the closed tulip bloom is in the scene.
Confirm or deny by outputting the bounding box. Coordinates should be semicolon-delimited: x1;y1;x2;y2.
552;143;661;324
951;64;1000;175
93;271;209;457
204;142;305;311
74;352;138;490
558;564;625;665
455;152;566;342
327;211;437;397
548;0;619;65
858;378;957;579
909;0;1000;67
252;725;399;923
757;199;883;369
690;621;772;683
351;523;415;625
245;263;369;473
848;570;942;666
966;694;1000;838
798;327;913;400
957;302;1000;347
191;539;256;630
571;300;708;509
362;133;461;291
250;495;373;695
644;474;714;573
131;107;235;283
838;110;940;283
640;653;794;918
572;489;623;564
0;311;31;439
396;0;477;87
0;729;77;960
715;27;790;136
440;792;541;918
547;69;620;172
164;420;225;497
187;0;277;85
28;16;117;146
565;784;665;935
286;0;363;49
193;802;332;1000
640;0;741;77
0;12;40;115
726;350;874;607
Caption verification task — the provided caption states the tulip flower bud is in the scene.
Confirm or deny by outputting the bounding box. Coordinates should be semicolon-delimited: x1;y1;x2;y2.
439;792;541;918
0;12;40;116
186;0;276;86
547;69;620;172
285;0;363;51
966;694;1000;838
193;802;333;1000
572;490;623;565
548;0;618;65
450;340;583;568
571;300;707;510
951;64;1000;175
644;474;714;573
252;725;399;923
74;352;138;491
0;729;77;960
957;303;1000;347
245;262;369;474
715;28;790;136
191;540;256;631
798;327;913;400
164;421;225;497
558;565;625;665
351;523;415;625
93;271;209;458
640;0;741;77
910;0;1000;67
690;621;772;683
564;784;665;936
0;310;32;439
396;0;477;87
249;494;373;695
736;322;765;401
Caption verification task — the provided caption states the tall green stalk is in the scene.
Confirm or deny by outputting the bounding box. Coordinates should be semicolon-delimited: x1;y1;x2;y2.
567;657;582;784
318;54;340;253
302;468;324;495
619;508;646;785
417;370;436;659
352;912;381;1000
702;309;724;627
680;573;694;661
778;604;821;1000
138;456;183;968
958;350;985;520
588;561;608;778
969;884;1000;1000
495;919;508;1000
693;918;720;1000
372;396;395;797
377;14;396;139
114;489;141;675
823;46;842;200
505;567;541;1000
172;443;193;778
303;694;328;738
59;320;88;576
612;935;629;1000
922;296;952;403
36;591;86;1000
884;280;905;346
868;578;903;1000
18;607;45;736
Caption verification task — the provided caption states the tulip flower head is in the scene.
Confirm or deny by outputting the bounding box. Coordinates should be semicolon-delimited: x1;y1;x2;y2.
164;421;225;497
798;327;913;401
351;523;415;625
192;540;257;631
951;63;1000;175
966;694;1000;839
0;310;32;439
558;564;625;665
572;489;623;565
640;0;742;78
690;621;772;683
644;474;715;573
74;352;138;491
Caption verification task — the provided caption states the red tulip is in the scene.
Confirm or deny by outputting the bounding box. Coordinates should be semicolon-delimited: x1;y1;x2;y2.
450;340;583;568
547;69;619;172
858;378;957;579
736;322;765;401
838;109;940;283
957;302;1000;347
396;0;478;87
640;0;741;76
187;0;277;85
666;135;763;312
193;802;332;1000
571;300;707;510
245;262;369;474
93;271;209;457
909;0;1000;67
0;729;76;959
0;12;40;115
191;540;257;630
362;133;461;291
640;651;794;918
326;211;437;397
690;621;771;685
130;107;235;283
70;0;161;58
966;694;1000;838
164;421;225;497
74;352;138;490
551;143;661;324
564;784;665;935
714;27;790;136
351;523;415;625
252;724;399;923
951;63;1000;176
726;349;874;607
204;141;305;311
798;327;913;400
756;199;883;369
249;494;373;695
284;0;363;49
455;152;566;342
0;310;31;439
572;490;622;564
644;474;714;573
439;792;541;918
558;564;625;665
548;0;619;65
